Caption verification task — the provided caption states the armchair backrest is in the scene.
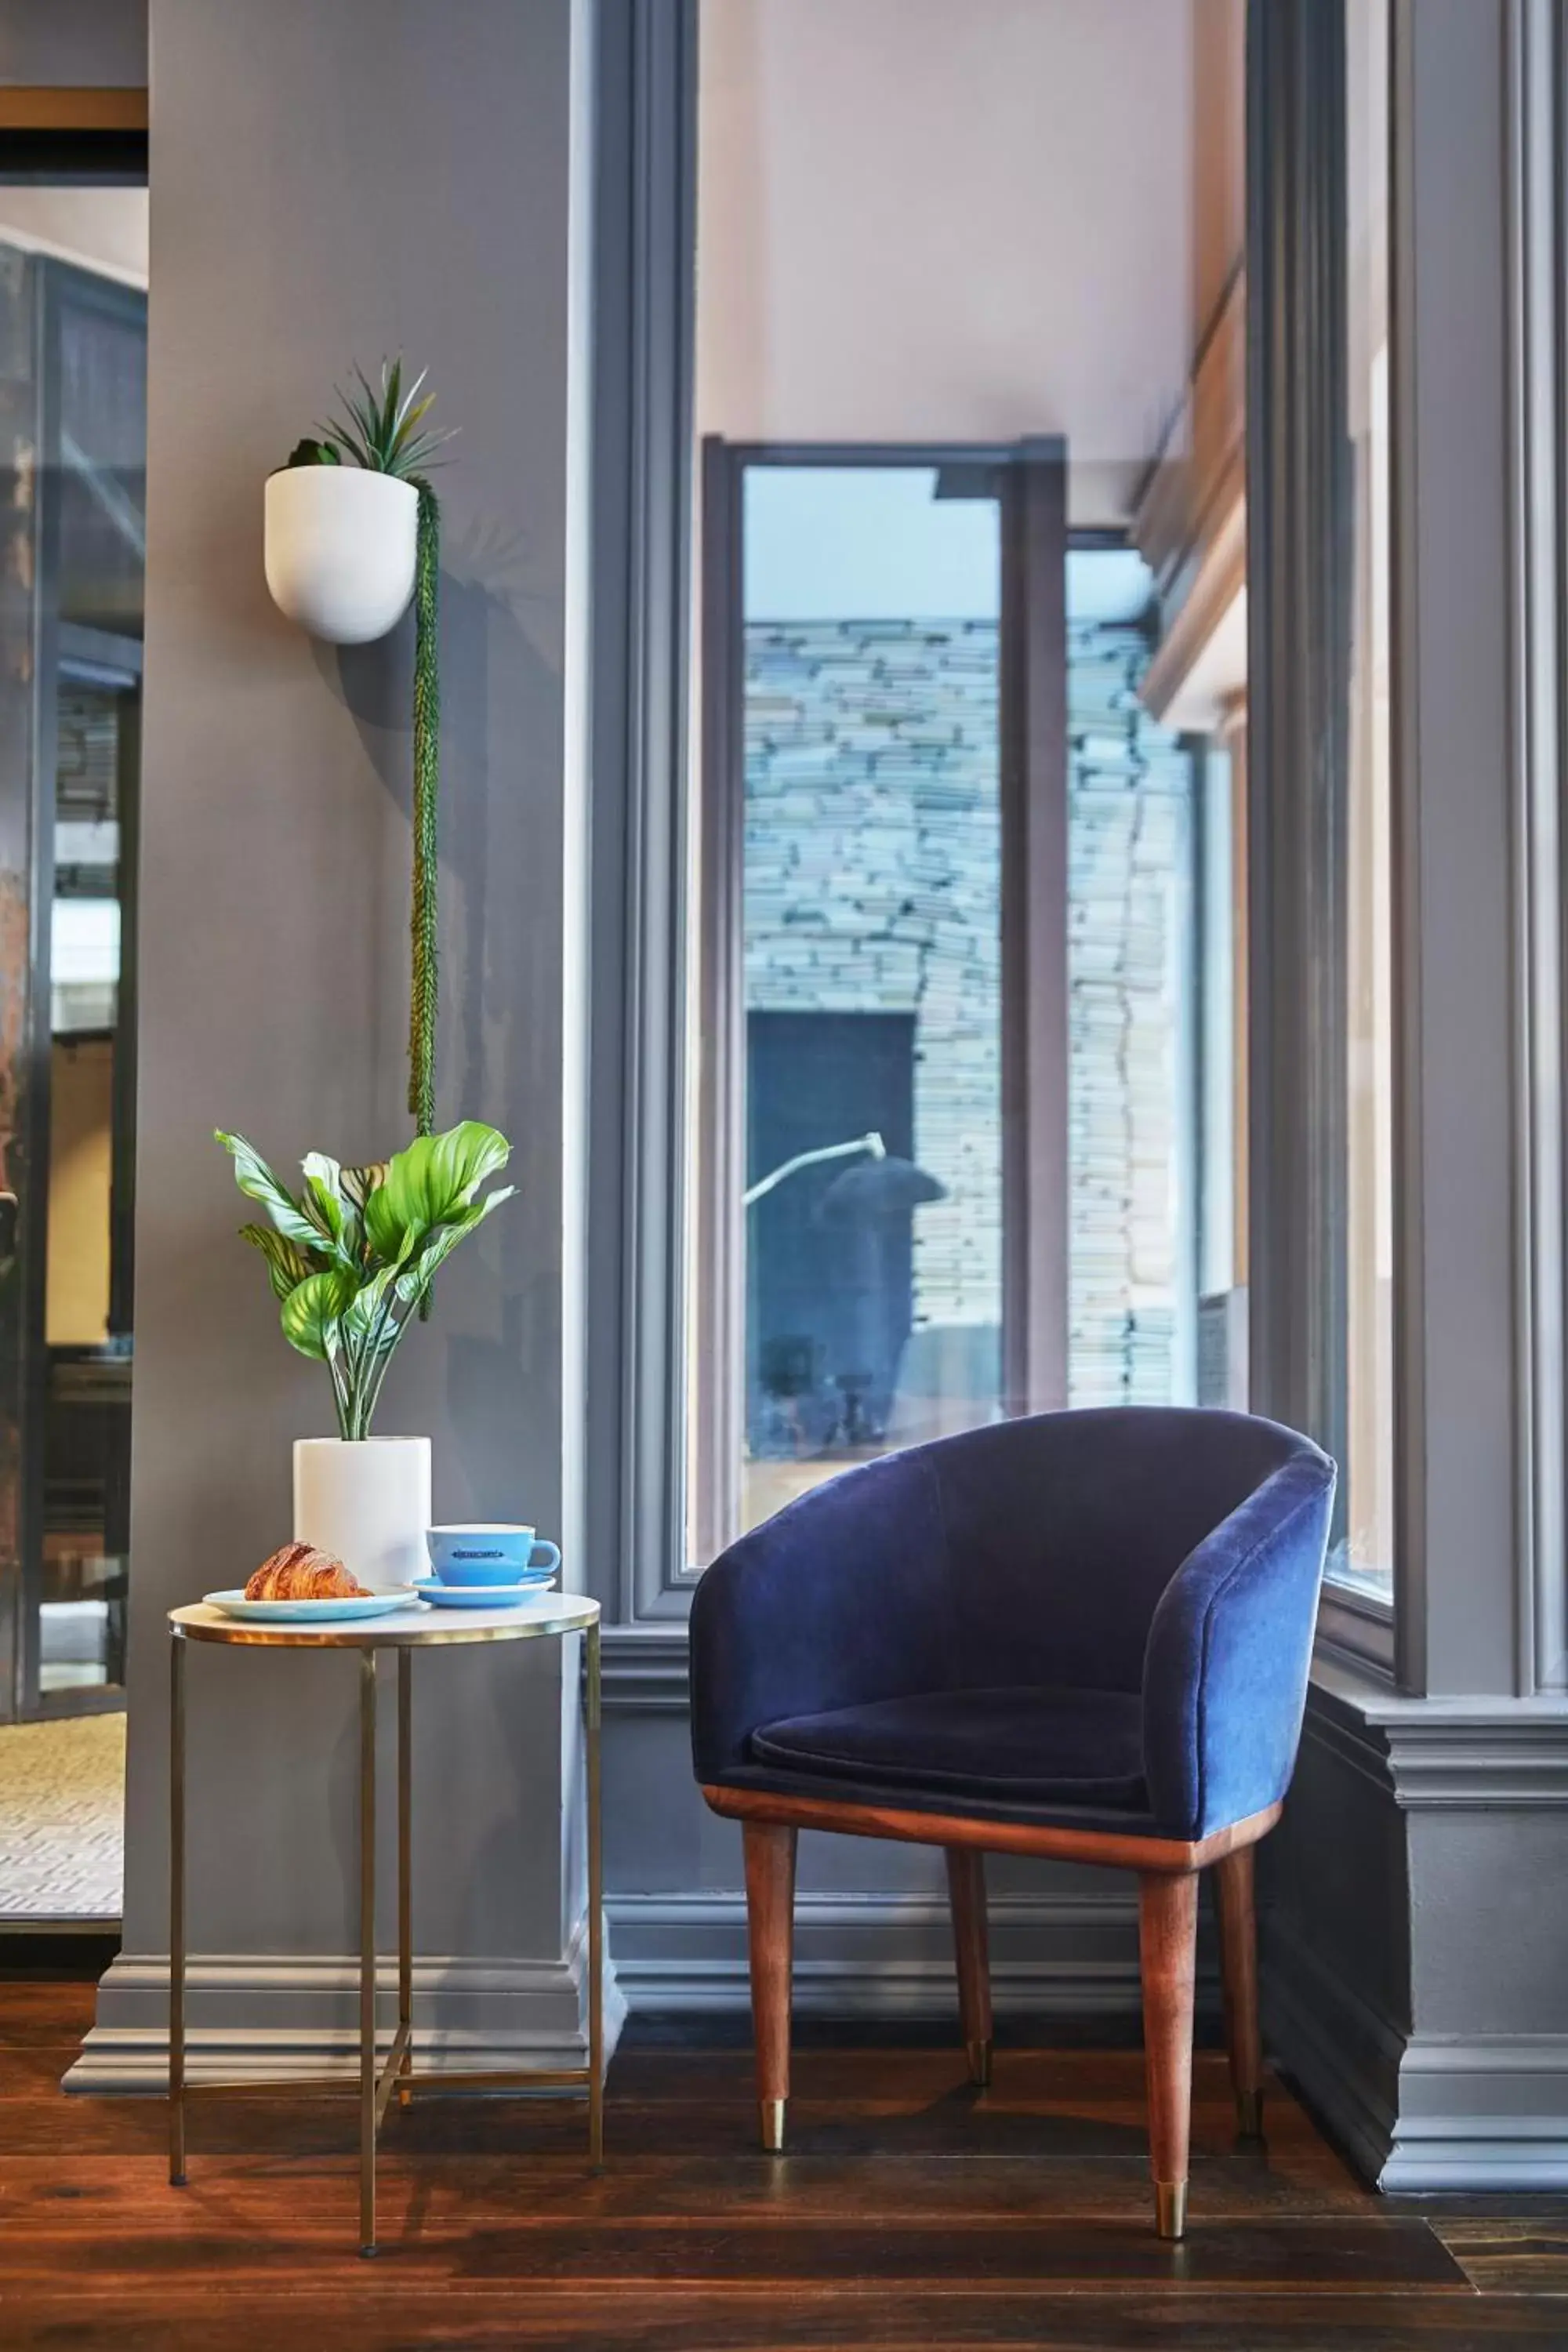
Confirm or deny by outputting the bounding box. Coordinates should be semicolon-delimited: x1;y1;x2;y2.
923;1407;1312;1695
691;1407;1334;1801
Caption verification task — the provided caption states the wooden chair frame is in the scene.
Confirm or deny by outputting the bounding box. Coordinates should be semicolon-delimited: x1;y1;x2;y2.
702;1784;1279;2239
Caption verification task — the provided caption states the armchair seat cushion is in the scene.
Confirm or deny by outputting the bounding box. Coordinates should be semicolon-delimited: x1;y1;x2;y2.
749;1683;1146;1812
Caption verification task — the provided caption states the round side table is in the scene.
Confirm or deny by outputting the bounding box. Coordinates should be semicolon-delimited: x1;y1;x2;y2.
165;1592;602;2256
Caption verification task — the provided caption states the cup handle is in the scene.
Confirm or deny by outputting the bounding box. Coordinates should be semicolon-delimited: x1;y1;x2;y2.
529;1540;562;1575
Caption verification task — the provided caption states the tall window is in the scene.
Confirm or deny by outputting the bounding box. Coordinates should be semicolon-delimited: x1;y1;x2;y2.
0;238;146;1723
1065;554;1200;1411
695;445;1214;1555
737;468;1004;1534
686;0;1247;1565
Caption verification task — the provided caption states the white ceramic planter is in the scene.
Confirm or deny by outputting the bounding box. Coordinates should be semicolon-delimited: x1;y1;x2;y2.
263;465;418;644
293;1436;432;1589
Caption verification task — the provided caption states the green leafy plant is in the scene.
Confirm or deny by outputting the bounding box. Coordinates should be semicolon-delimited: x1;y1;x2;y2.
283;356;450;1138
217;1121;514;1441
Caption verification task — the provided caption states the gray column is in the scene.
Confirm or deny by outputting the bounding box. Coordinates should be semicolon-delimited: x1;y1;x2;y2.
1264;0;1568;2189
1385;0;1520;1700
71;0;617;2087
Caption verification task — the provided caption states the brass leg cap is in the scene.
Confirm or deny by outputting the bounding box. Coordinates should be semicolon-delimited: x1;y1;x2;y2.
760;2096;786;2153
1236;2088;1264;2140
966;2036;993;2089
1155;2180;1188;2241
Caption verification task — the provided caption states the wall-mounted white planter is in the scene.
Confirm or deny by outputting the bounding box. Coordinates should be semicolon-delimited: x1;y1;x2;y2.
263;465;418;644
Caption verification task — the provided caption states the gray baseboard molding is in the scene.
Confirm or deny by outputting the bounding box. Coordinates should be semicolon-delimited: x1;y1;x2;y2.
65;1939;626;2094
608;1887;1204;2016
1285;1665;1568;2188
1261;1926;1403;2185
1264;1912;1568;2191
1385;2038;1568;2191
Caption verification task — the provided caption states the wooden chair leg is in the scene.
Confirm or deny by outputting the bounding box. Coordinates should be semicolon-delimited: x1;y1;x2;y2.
743;1820;797;2151
1214;1845;1263;2138
945;1846;993;2085
1138;1869;1199;2240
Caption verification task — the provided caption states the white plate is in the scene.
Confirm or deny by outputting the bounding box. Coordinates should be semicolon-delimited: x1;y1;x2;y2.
202;1587;425;1624
408;1576;557;1610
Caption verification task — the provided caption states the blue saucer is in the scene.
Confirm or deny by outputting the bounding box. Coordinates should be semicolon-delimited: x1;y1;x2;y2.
410;1575;557;1610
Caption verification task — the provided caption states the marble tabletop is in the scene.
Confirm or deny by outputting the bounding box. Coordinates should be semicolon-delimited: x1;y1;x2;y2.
168;1592;600;1649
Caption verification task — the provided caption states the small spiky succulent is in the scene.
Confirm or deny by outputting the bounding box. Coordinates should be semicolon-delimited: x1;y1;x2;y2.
286;358;454;481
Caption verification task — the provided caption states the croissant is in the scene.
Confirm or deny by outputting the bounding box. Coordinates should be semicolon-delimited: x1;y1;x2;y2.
245;1541;368;1601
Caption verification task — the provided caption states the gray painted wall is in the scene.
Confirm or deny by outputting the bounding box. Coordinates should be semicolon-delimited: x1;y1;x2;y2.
78;0;598;2082
0;0;146;85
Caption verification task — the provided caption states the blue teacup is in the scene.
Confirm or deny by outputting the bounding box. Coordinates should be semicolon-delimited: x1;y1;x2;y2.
426;1524;561;1588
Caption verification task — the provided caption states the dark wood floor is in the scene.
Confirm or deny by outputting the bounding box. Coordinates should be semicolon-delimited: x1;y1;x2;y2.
3;1977;1567;2348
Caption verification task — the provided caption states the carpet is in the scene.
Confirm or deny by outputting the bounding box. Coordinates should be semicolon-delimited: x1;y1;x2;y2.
0;1712;125;1919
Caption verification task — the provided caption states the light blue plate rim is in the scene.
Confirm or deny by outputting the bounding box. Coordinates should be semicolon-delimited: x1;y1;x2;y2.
203;1588;423;1624
408;1576;557;1609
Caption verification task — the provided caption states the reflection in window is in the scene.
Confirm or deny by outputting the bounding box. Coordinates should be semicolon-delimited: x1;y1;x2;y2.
741;470;1003;1531
1066;572;1196;1407
735;472;1203;1534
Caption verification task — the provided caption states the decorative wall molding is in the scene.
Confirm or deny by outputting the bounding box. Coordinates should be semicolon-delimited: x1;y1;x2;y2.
1382;1714;1568;1807
1261;1918;1403;2187
601;1621;690;1711
1308;1661;1568;1802
66;1941;626;2095
1267;1923;1568;2192
1279;1675;1568;2188
1385;2037;1568;2191
606;1887;1215;2019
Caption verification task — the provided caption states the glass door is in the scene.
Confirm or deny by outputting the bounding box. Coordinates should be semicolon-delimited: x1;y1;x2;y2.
0;254;145;1719
29;646;140;1709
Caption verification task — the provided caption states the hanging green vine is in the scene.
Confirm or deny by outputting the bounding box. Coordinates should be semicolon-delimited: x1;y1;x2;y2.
409;481;441;1139
285;361;454;1144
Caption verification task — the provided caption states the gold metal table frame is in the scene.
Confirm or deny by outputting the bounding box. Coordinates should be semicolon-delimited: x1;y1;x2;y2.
167;1593;603;2256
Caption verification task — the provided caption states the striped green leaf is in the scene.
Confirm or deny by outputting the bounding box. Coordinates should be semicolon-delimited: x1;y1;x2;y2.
279;1269;357;1363
239;1222;318;1303
216;1131;325;1251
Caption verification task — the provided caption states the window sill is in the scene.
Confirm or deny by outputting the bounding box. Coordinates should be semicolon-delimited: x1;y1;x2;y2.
1316;1577;1396;1679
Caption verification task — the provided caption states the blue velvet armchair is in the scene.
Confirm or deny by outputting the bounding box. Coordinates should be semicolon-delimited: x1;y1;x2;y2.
689;1406;1335;2238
